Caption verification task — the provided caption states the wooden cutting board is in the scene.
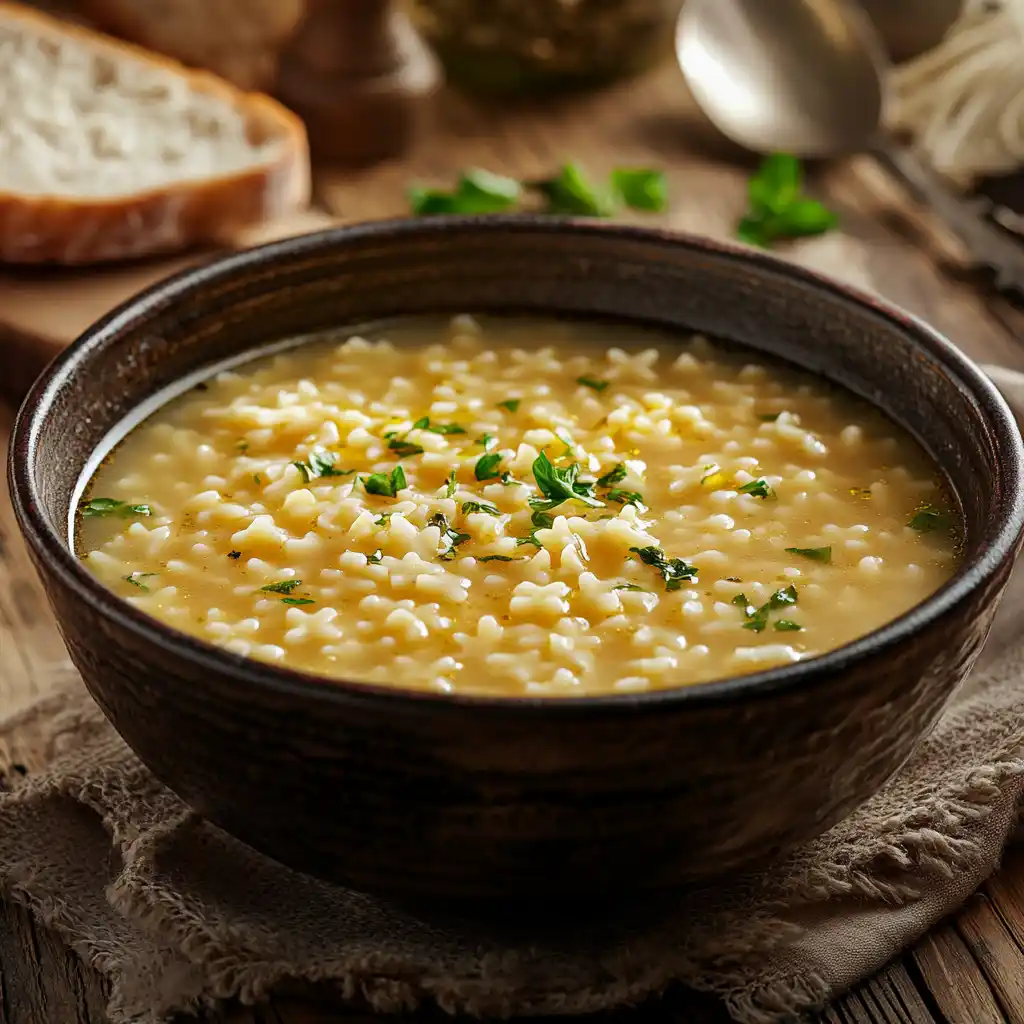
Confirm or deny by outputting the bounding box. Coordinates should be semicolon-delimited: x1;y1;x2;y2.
0;208;339;401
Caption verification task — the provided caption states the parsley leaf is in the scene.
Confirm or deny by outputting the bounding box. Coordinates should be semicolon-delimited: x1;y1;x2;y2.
629;545;698;591
531;509;555;530
740;585;799;632
461;500;501;516
576;376;610;392
408;417;466;435
362;466;407;497
497;399;521;413
908;506;952;533
409;168;522;216
607;488;645;509
293;451;355;481
785;546;832;563
430;512;471;560
367;550;383;565
478;555;523;562
80;498;151;519
445;468;458;498
531;163;615;217
499;471;518;486
774;619;803;632
610;168;669;212
531;451;604;510
388;437;425;458
228;551;242;560
123;572;158;592
475;453;503;481
614;583;649;592
282;597;316;606
261;580;302;594
738;478;775;499
737;154;838;248
596;463;627;487
476;434;498;451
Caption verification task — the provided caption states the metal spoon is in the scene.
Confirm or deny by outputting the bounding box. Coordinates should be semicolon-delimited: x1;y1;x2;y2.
676;0;1024;293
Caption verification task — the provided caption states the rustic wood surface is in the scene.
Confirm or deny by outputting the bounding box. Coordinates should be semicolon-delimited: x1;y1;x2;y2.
2;64;1024;1023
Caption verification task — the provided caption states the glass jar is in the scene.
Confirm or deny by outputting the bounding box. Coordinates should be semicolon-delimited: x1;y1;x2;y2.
408;0;684;97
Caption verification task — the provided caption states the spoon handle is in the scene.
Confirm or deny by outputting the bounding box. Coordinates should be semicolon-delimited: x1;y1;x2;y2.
870;141;1024;298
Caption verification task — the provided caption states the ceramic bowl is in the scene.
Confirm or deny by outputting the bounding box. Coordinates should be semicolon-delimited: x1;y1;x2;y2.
10;218;1024;904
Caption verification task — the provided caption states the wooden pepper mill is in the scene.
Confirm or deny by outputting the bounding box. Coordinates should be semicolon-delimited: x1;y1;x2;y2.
276;0;441;167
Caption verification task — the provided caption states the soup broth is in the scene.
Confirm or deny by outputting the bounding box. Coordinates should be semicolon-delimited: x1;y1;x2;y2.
78;316;958;696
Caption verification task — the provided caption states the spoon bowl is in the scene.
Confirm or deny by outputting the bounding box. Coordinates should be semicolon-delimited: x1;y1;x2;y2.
676;0;889;158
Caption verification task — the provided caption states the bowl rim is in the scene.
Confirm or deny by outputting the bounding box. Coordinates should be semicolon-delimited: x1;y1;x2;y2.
10;215;1024;718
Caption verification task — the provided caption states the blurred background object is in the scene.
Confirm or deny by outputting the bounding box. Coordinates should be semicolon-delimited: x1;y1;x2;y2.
889;0;1024;186
856;0;961;62
406;0;685;97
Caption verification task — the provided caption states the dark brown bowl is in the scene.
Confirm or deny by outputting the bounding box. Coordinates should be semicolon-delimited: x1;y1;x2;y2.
10;218;1024;904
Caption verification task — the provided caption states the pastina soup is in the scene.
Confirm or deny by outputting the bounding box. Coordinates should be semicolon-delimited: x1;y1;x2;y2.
78;316;958;697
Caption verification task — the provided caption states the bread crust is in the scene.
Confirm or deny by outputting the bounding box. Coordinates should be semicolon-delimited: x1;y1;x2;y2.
0;1;311;265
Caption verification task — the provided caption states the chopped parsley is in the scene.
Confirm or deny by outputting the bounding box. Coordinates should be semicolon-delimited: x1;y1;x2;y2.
908;506;952;533
499;472;518;486
367;550;383;565
80;498;151;519
227;551;242;560
408;167;522;216
759;413;781;422
282;597;316;606
260;580;302;594
610;168;669;212
531;163;616;217
613;583;649;592
607;488;646;509
475;453;503;481
530;451;604;512
461;500;501;517
497;399;521;413
774;619;803;632
430;512;471;560
596;463;627;487
475;434;499;452
253;474;263;486
738;585;799;632
738;478;775;499
478;555;523;563
531;510;555;530
445;468;458;498
785;546;832;563
409;416;466;435
123;572;158;592
515;535;542;548
236;440;249;452
629;546;698;591
737;153;838;248
388;437;425;458
577;376;610;392
293;451;354;481
362;466;407;497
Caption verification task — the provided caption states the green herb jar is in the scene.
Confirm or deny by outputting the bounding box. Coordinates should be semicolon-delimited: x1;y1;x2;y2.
407;0;684;97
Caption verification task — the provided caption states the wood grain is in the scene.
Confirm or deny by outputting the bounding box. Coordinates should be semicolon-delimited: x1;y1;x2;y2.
3;64;1024;1024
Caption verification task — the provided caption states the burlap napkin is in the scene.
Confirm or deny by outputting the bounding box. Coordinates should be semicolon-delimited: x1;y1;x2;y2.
2;367;1023;1024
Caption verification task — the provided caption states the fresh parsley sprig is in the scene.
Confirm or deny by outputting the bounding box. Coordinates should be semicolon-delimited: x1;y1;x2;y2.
629;546;698;591
293;451;355;482
409;164;668;219
530;451;604;513
80;498;151;519
362;466;407;498
737;154;838;249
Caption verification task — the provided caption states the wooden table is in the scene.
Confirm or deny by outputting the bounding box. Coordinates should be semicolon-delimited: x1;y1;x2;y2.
3;66;1024;1024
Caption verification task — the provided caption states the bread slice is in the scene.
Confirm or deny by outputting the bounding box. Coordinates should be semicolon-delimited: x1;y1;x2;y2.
76;0;305;91
0;1;310;264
